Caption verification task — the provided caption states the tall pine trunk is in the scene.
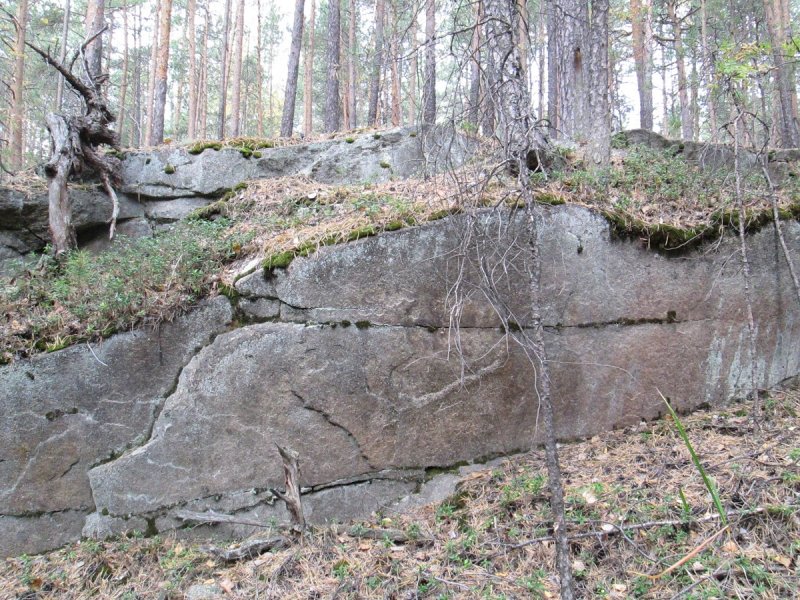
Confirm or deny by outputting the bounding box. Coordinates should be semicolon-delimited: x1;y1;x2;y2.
368;0;385;125
56;0;71;111
422;0;436;126
304;0;316;136
347;0;357;129
408;15;418;123
11;0;28;170
389;2;401;126
187;0;198;139
217;0;232;139
118;0;130;143
228;0;245;137
324;0;341;132
145;0;161;144
668;0;692;140
467;0;482;127
763;0;800;147
150;0;172;145
281;0;306;137
84;0;105;84
630;0;653;130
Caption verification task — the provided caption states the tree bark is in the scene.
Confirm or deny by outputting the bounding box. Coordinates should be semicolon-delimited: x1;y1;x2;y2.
630;0;653;130
304;0;317;136
368;0;385;126
228;0;245;138
324;0;341;132
83;0;105;85
668;0;692;141
281;0;306;137
56;0;71;111
199;1;210;138
763;0;800;147
586;0;610;165
150;0;172;145
132;3;142;146
145;0;161;144
347;0;357;129
422;0;436;126
217;0;233;139
118;0;130;143
11;0;28;171
256;0;265;137
408;14;418;123
389;2;401;126
467;0;482;127
187;0;198;140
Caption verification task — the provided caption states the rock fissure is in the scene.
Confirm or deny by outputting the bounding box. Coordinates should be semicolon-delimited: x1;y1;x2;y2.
290;389;374;469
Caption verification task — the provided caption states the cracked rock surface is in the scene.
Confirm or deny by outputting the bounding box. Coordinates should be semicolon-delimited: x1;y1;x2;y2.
2;205;800;556
0;297;232;556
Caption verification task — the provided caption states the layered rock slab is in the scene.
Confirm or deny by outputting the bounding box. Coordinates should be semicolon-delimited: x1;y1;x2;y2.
0;297;232;556
3;204;800;556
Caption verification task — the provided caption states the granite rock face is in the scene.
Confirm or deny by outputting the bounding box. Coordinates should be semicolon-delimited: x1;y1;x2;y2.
2;205;800;557
118;127;472;198
0;297;232;556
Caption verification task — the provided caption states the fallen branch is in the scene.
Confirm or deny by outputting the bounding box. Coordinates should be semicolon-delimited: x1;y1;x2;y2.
493;506;776;555
175;509;268;529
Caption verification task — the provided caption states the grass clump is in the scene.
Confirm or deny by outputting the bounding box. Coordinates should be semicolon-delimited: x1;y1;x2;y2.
0;220;249;363
163;163;176;175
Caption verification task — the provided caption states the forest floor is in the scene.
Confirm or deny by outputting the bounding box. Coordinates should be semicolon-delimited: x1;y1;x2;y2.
2;389;798;600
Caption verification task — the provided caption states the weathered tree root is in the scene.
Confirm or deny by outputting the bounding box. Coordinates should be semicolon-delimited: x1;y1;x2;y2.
28;35;121;255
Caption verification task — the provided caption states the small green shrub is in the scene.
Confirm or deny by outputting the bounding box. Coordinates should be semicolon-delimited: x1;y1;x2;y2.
163;163;176;174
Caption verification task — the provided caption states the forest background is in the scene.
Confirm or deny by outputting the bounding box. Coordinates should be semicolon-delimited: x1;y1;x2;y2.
1;0;799;175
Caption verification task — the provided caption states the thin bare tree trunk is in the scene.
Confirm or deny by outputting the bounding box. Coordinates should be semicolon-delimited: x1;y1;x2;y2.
256;0;265;137
171;6;189;139
56;0;71;111
145;0;161;144
150;0;173;145
218;0;233;139
482;3;572;597
304;0;316;137
324;0;341;132
187;0;198;140
199;2;210;138
389;2;401;126
118;0;130;143
132;3;142;146
408;15;418;124
631;0;653;130
700;0;717;140
422;0;436;126
347;0;357;129
668;0;692;140
732;112;761;418
281;0;305;137
368;0;385;125
11;0;28;171
467;0;482;126
229;0;245;137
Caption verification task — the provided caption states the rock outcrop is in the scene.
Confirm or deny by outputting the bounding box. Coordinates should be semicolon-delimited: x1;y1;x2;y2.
2;204;799;557
0;127;472;273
